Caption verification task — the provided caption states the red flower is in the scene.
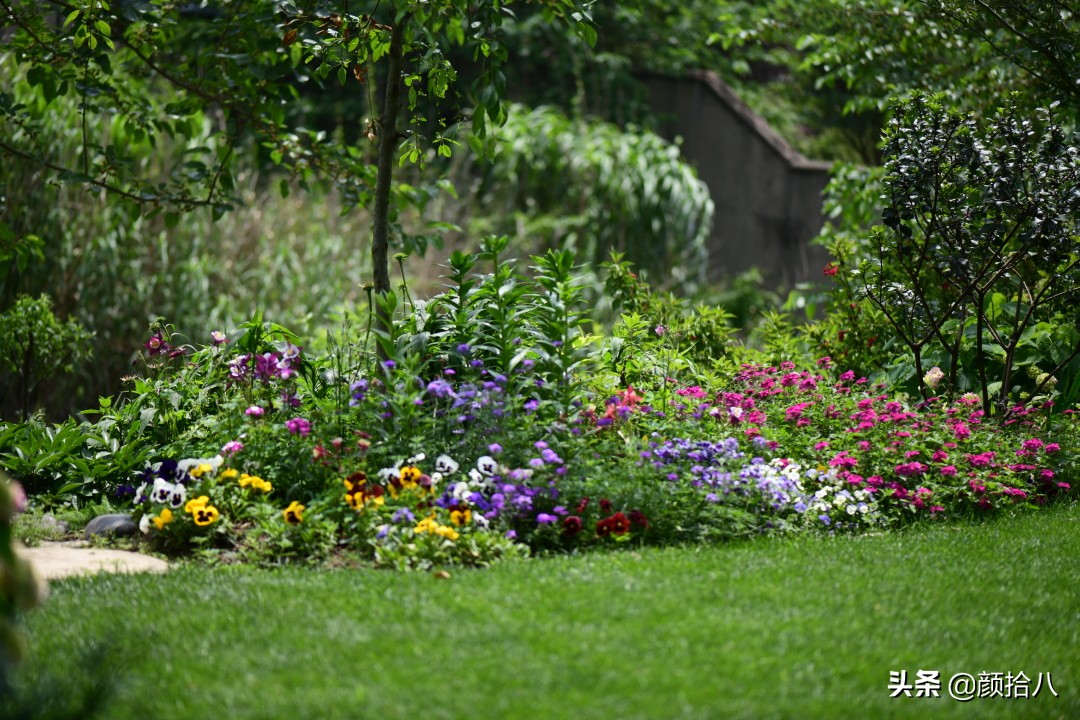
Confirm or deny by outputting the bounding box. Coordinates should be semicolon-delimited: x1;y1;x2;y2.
596;512;631;537
562;515;583;537
599;498;612;513
823;263;839;277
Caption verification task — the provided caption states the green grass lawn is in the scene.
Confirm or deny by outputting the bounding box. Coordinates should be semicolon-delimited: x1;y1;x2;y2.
13;504;1080;720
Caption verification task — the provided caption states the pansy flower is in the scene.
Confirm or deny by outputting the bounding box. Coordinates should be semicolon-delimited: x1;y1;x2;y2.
476;455;498;476
152;508;174;530
283;501;305;525
192;504;220;526
435;454;459;474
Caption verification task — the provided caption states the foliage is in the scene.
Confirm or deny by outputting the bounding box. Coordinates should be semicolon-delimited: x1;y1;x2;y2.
0;295;93;421
0;472;45;695
715;0;1080;164
4;248;1077;567
0;0;597;345
462;104;714;291
863;94;1080;410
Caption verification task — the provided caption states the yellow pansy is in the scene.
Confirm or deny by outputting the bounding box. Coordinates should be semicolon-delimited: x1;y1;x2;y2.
450;508;471;526
184;495;210;514
220;468;239;481
434;525;460;541
152;508;174;530
192;505;220;527
189;463;214;478
283;501;305;525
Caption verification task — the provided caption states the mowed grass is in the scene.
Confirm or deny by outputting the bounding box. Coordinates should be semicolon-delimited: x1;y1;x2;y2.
16;503;1080;720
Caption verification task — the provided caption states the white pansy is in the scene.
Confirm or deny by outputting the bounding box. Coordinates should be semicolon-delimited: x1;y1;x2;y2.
846;504;857;515
473;514;490;528
451;481;472;501
857;503;869;514
407;452;426;464
377;466;400;482
814;488;829;499
168;483;186;509
151;478;175;504
476;455;498;477
435;454;459;474
138;514;151;534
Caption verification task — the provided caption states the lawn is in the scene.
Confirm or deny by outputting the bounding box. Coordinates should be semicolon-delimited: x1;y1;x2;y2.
13;503;1080;720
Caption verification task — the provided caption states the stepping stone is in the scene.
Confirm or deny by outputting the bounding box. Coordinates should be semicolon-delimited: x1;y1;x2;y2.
16;541;168;581
83;513;137;539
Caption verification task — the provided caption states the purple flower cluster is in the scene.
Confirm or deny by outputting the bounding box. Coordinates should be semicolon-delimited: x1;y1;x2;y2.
228;344;303;383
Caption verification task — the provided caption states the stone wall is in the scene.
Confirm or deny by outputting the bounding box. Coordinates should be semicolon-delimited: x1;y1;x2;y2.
642;70;834;288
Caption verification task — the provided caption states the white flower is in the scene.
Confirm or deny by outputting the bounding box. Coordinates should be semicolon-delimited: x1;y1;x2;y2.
435;454;459;474
922;366;945;389
407;452;426;464
151;478;175;504
167;483;186;509
476;455;498;477
729;406;744;420
138;514;151;534
857;503;869;514
846;504;857;515
451;481;472;501
814;488;829;499
134;482;148;502
377;466;400;482
473;514;490;528
430;472;444;486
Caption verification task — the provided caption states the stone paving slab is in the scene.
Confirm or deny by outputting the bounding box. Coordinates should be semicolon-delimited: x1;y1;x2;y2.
16;541;169;581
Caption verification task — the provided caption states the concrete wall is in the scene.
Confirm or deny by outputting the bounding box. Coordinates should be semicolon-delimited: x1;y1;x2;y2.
642;70;834;288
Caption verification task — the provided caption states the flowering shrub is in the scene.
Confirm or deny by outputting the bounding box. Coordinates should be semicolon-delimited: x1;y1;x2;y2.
4;252;1077;570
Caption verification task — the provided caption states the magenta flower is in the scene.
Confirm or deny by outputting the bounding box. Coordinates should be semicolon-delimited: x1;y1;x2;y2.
285;417;312;437
210;330;228;345
222;440;244;455
245;405;265;417
144;332;172;356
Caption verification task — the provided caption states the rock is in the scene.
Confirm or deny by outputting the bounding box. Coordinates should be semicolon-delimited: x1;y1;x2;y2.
83;513;137;539
40;513;70;535
17;541;168;581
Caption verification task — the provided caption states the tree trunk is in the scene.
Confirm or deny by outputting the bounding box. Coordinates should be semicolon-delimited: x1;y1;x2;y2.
371;13;410;349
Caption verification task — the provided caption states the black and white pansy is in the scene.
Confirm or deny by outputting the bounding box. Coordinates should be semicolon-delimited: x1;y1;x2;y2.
468;467;496;493
377;466;400;483
475;455;498;476
151;478;175;504
150;478;186;509
435;454;459;475
450;481;472;502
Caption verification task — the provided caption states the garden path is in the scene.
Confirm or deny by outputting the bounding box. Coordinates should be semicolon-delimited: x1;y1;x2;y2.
16;542;168;581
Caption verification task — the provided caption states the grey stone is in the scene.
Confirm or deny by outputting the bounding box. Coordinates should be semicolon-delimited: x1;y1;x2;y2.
83;513;137;539
40;513;70;535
